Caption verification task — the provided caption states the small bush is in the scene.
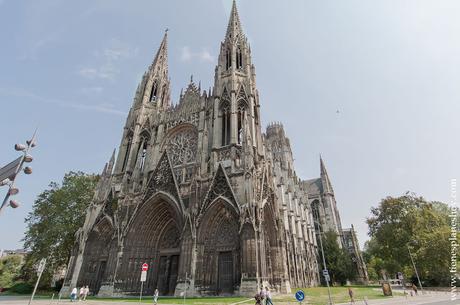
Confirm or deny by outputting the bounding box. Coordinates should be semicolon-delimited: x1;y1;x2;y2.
9;282;33;294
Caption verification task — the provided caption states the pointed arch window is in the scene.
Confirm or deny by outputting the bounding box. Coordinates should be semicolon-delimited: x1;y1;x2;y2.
225;48;232;70
221;102;231;146
236;47;243;69
237;101;247;145
160;84;167;106
150;81;158;102
311;200;322;232
139;141;148;171
122;134;133;172
137;132;150;171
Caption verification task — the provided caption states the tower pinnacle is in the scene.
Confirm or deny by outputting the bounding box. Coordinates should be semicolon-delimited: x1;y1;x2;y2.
320;155;334;193
225;0;245;41
149;30;168;75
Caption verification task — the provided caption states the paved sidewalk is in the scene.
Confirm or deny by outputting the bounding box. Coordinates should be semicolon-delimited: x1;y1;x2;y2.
336;291;453;305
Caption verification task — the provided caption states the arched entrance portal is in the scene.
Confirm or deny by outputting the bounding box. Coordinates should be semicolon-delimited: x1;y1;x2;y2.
196;198;240;295
118;194;184;295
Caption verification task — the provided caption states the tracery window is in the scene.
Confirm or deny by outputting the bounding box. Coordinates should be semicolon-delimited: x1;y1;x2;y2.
311;200;322;232
150;81;158;102
225;48;232;70
236;47;243;69
221;102;231;146
166;127;198;183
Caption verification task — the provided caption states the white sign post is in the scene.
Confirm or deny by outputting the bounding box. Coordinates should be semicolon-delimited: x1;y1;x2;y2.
139;263;148;304
28;258;46;305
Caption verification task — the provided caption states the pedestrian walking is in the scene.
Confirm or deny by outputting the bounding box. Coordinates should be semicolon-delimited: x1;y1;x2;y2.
254;292;263;305
83;286;89;300
265;287;274;305
153;288;159;304
348;287;355;304
259;288;266;304
412;283;418;295
78;286;85;301
79;286;85;301
70;287;77;302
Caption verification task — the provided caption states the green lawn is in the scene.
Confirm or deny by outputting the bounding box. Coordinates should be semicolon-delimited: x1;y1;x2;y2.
87;296;252;304
89;286;392;304
1;286;395;305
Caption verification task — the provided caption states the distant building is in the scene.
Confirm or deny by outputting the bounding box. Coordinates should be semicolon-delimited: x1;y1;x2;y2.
0;249;28;259
61;1;367;297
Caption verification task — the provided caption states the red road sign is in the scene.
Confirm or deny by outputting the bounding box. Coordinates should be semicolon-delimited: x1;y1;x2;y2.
142;263;148;271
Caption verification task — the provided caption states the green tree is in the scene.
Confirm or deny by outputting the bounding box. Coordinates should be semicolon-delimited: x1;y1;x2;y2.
0;255;23;288
365;192;456;286
22;171;98;288
321;230;356;285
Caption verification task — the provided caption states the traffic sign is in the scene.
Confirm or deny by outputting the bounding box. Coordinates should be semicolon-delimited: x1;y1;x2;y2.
322;269;329;276
142;263;149;271
295;290;305;302
140;270;147;282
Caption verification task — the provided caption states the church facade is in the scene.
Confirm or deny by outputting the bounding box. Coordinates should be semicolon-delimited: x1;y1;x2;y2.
62;2;366;297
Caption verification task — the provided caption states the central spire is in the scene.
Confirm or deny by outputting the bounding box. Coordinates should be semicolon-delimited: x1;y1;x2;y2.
225;0;245;41
149;29;168;75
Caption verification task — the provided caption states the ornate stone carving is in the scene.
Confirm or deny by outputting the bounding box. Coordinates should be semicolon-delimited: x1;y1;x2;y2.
167;128;197;166
144;151;181;204
160;225;181;249
201;165;239;216
165;127;198;183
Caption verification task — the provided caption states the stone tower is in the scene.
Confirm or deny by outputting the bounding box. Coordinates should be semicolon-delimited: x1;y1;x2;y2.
61;1;363;297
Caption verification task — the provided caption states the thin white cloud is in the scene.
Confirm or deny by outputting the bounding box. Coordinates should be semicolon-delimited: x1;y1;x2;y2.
80;86;104;94
199;49;214;62
0;87;125;116
181;46;193;62
180;46;214;63
79;39;139;81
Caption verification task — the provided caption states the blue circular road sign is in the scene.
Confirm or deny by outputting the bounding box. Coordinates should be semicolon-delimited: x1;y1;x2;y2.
295;290;305;302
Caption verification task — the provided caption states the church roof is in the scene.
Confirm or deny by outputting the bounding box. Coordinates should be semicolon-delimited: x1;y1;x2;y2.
303;178;323;196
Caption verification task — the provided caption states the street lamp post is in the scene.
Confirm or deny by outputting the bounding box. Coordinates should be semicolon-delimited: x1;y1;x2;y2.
0;131;37;216
313;219;333;305
407;244;423;294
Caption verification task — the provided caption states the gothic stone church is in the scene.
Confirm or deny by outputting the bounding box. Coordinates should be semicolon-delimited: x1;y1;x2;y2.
62;1;367;297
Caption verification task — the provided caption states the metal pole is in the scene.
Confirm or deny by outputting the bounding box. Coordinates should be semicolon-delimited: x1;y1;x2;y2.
407;245;423;294
0;192;11;216
317;229;333;305
28;259;46;305
49;293;54;305
139;281;144;304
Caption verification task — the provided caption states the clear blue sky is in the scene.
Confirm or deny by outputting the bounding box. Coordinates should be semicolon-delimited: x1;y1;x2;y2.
1;0;459;250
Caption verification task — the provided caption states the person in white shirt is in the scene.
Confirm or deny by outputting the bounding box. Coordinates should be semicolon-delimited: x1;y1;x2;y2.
153;288;159;304
70;287;77;302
